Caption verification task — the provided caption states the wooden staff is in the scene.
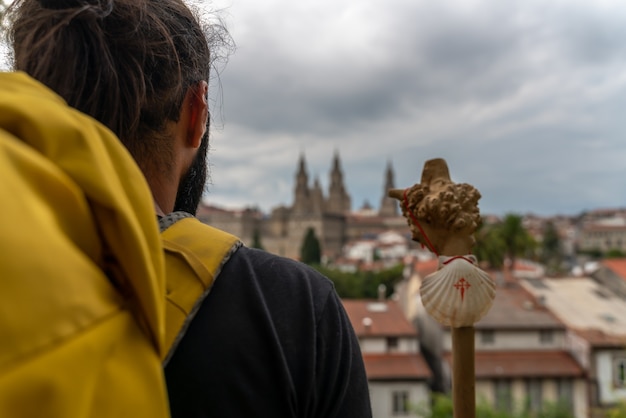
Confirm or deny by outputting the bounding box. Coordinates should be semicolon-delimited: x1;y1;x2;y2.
389;158;495;418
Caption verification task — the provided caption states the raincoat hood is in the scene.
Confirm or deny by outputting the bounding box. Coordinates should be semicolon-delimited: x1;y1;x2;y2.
0;72;168;417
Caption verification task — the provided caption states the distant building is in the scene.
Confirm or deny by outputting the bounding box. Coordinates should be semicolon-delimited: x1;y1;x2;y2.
198;152;409;261
463;278;586;418
590;258;626;299
342;297;432;418
579;224;626;254
396;261;588;418
578;211;626;254
521;276;626;415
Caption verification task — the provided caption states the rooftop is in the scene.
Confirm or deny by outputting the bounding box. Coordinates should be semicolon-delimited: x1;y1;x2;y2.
363;354;432;381
342;299;417;337
520;277;626;335
476;279;564;330
444;351;584;378
601;258;626;280
574;328;626;348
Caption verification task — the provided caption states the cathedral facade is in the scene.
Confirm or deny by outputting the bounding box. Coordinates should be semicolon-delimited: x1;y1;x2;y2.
197;152;408;261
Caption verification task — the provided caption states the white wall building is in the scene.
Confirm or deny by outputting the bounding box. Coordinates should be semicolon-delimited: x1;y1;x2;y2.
342;299;432;418
395;260;588;418
522;277;626;414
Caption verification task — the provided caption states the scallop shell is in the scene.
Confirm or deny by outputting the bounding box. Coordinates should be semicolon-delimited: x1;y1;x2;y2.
420;255;496;327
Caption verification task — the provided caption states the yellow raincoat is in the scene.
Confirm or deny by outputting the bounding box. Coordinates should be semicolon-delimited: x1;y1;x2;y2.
0;72;169;417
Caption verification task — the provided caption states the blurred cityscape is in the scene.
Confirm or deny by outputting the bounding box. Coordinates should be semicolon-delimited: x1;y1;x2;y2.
198;151;626;418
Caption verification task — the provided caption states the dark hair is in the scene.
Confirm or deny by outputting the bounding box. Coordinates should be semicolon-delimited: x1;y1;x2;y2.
7;0;229;175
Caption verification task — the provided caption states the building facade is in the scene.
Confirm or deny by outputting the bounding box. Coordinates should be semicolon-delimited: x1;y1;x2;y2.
198;152;407;261
396;261;588;418
521;276;626;416
342;298;432;418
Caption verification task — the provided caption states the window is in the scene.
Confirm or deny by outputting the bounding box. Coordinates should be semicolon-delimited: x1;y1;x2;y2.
525;379;542;413
539;330;553;344
387;337;399;352
494;380;512;412
557;379;574;412
392;391;409;415
614;358;626;387
481;330;495;345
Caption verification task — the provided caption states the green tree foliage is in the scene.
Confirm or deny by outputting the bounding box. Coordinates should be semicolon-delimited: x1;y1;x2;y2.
473;214;536;269
250;228;264;251
541;221;562;273
415;394;573;418
541;221;560;259
474;221;506;269
577;248;602;259
606;249;626;259
300;227;321;265
314;264;404;299
607;401;626;418
500;214;536;268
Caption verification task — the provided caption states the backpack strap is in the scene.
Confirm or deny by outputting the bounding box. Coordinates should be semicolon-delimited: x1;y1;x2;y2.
159;212;242;364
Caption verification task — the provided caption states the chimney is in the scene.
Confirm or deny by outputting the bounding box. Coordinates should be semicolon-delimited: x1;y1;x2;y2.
378;284;387;301
362;317;373;333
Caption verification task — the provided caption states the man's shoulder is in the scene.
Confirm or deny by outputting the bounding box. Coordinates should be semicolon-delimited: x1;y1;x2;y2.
217;246;337;315
228;246;333;289
235;246;325;274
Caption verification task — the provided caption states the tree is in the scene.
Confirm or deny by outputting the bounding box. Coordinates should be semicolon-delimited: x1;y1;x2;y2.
473;214;536;270
499;214;536;270
415;393;574;418
250;228;264;250
541;221;562;273
300;227;321;265
473;220;506;269
314;264;404;299
606;249;626;259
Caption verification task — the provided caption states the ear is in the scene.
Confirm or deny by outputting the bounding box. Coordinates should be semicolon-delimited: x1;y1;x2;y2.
186;81;209;149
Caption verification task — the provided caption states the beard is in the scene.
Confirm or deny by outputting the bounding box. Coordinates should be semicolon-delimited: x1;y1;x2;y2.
173;129;209;215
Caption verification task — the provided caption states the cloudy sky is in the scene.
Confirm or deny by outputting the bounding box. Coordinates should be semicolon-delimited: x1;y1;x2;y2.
198;0;626;217
2;1;624;217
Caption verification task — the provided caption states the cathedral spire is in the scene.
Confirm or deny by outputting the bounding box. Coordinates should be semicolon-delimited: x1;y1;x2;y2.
293;153;311;214
311;176;325;214
326;150;351;214
379;160;399;217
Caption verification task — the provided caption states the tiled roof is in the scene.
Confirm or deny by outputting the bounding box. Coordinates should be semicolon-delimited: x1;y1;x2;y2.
476;280;565;330
342;299;417;337
444;351;584;378
583;224;626;232
410;258;540;280
602;258;626;281
520;277;626;335
415;258;439;278
363;354;432;380
575;328;626;348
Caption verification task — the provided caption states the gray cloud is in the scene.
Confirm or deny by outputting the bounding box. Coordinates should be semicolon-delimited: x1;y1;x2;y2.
203;0;626;216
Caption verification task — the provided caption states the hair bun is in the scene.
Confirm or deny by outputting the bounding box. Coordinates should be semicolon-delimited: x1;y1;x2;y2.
37;0;113;18
38;0;81;9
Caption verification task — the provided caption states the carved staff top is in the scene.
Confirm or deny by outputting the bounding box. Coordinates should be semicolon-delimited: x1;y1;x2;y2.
389;158;495;328
388;158;481;257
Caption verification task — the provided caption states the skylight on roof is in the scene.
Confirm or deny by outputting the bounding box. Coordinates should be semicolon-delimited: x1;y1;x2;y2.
367;302;388;312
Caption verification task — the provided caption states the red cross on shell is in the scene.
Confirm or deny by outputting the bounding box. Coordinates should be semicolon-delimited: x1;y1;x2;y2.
453;277;471;301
